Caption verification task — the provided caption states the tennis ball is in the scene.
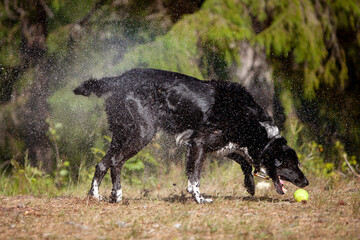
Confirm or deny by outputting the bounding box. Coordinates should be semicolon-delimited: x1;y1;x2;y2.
294;189;309;202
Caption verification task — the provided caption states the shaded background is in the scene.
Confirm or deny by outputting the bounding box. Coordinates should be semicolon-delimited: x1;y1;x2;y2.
0;0;359;181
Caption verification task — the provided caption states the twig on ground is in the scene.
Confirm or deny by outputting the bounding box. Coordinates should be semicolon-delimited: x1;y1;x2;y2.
343;153;360;178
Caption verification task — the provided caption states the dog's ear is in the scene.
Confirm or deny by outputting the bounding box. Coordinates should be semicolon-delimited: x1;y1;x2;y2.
259;136;287;160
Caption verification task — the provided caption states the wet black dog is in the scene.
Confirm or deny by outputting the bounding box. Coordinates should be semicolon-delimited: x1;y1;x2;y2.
74;68;308;203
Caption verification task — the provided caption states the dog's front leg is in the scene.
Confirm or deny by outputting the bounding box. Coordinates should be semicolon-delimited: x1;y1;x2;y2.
228;153;255;196
186;140;212;204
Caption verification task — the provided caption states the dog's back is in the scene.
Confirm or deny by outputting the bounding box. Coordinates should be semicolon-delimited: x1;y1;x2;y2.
74;68;218;134
74;68;273;140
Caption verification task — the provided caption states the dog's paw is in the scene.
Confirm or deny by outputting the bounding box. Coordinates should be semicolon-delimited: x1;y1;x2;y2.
195;196;213;204
109;195;122;203
109;189;122;203
246;187;255;196
244;176;255;196
89;194;103;201
201;198;213;204
109;197;121;203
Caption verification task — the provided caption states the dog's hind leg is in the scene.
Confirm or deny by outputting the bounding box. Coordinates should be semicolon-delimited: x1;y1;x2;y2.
108;132;156;203
109;149;139;203
89;143;119;200
186;139;212;204
109;154;126;203
228;153;255;196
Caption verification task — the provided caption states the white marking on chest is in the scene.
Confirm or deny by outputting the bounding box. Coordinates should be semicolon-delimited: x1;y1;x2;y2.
215;142;239;156
260;122;279;138
175;130;193;146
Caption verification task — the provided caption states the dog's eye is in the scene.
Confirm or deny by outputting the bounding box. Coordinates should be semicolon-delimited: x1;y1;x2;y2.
274;158;282;167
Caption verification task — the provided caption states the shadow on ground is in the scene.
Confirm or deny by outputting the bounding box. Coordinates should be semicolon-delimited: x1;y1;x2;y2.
161;192;294;204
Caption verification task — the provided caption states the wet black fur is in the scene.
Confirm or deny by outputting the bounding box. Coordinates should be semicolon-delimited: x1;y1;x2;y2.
74;68;308;202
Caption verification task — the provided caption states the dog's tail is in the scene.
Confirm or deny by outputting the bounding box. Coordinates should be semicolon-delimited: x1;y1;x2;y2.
73;78;113;97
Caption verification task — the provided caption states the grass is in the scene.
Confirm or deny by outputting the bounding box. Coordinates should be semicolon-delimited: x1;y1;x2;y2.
0;163;360;239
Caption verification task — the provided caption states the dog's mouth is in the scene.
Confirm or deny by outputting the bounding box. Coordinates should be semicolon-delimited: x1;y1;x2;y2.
272;176;287;194
254;170;288;194
278;177;287;193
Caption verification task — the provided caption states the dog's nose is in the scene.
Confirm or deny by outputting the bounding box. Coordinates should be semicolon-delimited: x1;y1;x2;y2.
294;178;309;187
294;179;302;186
303;178;309;186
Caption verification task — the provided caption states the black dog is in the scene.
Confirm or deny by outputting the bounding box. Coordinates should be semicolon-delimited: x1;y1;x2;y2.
74;68;308;203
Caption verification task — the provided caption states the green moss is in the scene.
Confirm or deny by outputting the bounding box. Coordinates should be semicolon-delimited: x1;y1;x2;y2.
47;25;71;57
12;68;35;94
0;38;21;67
113;13;204;78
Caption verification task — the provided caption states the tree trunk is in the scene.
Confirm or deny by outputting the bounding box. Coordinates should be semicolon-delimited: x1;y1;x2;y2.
20;1;53;172
231;42;274;117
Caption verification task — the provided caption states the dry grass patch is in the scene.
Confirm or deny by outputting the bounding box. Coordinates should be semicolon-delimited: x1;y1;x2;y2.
0;164;359;239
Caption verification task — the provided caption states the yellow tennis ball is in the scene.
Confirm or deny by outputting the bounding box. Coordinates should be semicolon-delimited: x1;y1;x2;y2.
294;189;309;202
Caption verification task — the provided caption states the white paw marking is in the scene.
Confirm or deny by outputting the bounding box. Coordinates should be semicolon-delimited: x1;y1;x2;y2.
112;189;122;202
187;180;193;193
188;180;213;204
91;179;102;200
92;180;99;196
91;194;103;201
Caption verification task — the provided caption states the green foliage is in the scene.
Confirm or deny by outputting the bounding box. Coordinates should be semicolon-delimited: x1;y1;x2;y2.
115;0;359;96
113;0;254;79
0;0;93;67
114;14;204;78
47;118;71;187
0;3;21;67
0;39;21;67
298;142;335;178
0;151;57;196
48;87;108;175
333;141;359;174
286;119;359;179
47;25;72;57
123;151;159;185
296;141;359;190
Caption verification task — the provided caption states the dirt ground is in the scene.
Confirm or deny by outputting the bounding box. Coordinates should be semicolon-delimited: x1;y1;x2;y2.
1;176;360;240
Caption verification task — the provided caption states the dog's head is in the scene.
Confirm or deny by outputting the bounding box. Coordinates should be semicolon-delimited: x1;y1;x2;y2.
259;136;309;194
